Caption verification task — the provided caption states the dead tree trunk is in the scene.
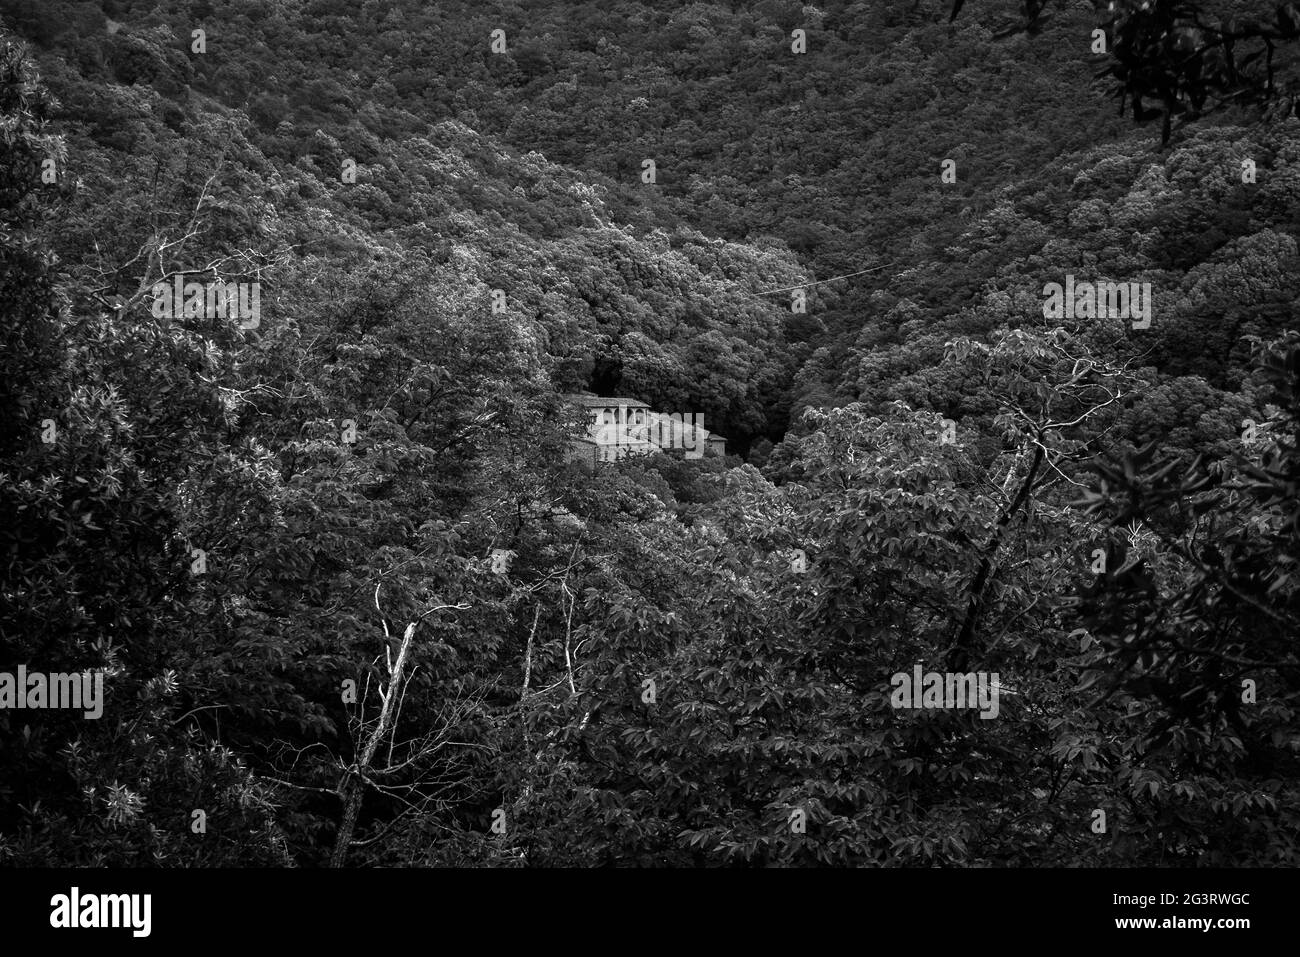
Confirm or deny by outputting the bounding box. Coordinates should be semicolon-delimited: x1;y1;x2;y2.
330;618;417;867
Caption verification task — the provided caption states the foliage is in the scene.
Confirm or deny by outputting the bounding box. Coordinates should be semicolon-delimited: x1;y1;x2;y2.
1;0;1298;868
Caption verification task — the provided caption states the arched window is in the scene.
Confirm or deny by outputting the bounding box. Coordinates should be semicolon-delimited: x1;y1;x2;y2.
590;407;615;444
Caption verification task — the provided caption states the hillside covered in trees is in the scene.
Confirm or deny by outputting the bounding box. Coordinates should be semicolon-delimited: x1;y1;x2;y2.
2;0;1299;868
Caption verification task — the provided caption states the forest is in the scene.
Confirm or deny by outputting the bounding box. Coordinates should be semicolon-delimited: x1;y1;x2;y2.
1;0;1299;868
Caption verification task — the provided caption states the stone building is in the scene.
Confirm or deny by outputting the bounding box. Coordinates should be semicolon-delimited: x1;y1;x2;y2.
562;393;726;471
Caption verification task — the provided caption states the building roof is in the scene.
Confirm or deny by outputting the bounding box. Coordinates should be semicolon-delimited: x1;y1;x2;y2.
562;393;651;409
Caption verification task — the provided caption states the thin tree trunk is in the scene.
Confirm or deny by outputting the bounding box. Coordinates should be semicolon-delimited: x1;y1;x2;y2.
329;621;416;868
947;442;1044;672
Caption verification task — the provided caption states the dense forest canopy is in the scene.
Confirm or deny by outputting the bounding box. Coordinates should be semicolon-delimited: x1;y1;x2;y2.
1;0;1298;867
